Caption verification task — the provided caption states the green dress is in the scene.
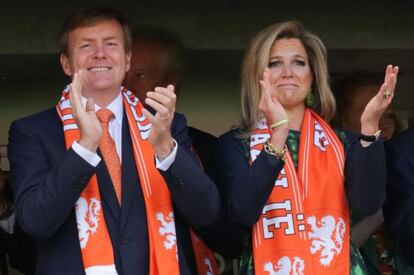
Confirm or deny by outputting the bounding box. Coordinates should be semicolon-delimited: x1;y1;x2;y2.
237;130;368;275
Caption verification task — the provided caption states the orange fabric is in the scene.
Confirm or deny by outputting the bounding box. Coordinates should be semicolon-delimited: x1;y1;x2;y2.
123;91;180;274
57;89;116;274
96;109;122;205
250;109;349;275
190;216;220;275
56;86;217;275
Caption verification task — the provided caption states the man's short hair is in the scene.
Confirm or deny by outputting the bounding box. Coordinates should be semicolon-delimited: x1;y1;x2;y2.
132;26;185;78
60;6;132;56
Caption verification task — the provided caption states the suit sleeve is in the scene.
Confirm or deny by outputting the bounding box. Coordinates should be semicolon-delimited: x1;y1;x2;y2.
213;130;284;226
345;137;386;216
160;114;220;228
8;119;96;239
383;136;414;265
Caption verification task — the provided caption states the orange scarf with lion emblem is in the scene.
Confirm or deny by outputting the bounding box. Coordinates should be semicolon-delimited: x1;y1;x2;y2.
250;108;349;275
56;86;218;275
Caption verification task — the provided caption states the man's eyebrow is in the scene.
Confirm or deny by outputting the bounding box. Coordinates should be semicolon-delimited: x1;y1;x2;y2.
78;38;94;42
103;36;120;41
77;36;120;42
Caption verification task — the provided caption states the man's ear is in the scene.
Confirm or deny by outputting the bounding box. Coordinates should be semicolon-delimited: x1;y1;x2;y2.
125;50;132;72
60;54;72;76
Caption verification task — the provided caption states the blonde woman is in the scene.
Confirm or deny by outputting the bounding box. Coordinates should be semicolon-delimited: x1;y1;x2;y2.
214;21;398;275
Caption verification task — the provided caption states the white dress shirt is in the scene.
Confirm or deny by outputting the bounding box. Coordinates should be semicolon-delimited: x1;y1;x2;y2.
71;93;177;171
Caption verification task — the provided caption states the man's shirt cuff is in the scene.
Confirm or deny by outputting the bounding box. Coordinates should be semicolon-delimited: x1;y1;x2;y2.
155;139;178;171
72;141;101;167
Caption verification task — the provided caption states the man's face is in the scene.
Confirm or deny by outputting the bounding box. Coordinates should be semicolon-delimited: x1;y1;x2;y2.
60;20;131;97
342;84;378;133
123;40;168;101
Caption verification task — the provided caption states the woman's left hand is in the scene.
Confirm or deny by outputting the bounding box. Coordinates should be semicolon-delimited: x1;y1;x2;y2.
360;65;398;135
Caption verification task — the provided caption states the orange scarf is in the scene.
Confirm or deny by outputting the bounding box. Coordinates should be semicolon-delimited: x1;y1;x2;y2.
250;109;349;275
56;86;217;275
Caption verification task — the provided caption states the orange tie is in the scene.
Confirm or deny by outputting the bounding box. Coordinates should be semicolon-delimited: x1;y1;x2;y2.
97;109;122;205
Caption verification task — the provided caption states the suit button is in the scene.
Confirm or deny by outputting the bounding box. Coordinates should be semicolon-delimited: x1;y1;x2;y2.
121;237;129;245
175;175;184;184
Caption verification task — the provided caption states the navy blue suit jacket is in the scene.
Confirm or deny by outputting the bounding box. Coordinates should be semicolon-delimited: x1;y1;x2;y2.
215;129;386;226
384;127;414;266
8;108;220;274
208;129;387;258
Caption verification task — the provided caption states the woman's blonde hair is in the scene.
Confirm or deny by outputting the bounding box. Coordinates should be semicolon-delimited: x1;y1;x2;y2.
240;21;335;132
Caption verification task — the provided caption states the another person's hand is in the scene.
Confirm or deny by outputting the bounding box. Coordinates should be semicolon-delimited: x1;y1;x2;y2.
70;70;103;153
361;65;399;136
142;85;176;160
259;68;289;149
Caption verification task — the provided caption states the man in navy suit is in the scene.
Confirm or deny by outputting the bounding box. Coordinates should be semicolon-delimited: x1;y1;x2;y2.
122;27;218;175
384;127;414;267
8;7;219;275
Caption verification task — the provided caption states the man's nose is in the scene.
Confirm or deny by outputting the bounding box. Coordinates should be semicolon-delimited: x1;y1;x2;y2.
94;43;106;59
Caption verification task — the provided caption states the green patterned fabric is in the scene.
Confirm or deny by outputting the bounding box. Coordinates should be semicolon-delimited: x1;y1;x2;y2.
238;237;254;275
351;243;369;275
237;129;368;274
286;130;300;167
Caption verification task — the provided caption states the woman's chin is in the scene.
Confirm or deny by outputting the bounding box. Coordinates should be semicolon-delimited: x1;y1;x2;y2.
279;98;305;110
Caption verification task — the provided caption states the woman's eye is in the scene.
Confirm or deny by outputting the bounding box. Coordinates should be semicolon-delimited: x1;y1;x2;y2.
294;60;306;66
268;61;281;68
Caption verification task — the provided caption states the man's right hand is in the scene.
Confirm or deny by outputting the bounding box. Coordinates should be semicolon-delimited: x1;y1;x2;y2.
70;70;102;152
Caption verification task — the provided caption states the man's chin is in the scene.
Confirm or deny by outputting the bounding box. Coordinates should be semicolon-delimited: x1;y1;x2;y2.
87;82;121;93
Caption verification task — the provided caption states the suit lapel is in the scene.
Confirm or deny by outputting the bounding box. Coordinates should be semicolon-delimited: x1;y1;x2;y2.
120;111;141;231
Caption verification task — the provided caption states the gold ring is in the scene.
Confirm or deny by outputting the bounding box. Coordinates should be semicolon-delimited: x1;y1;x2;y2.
383;90;391;99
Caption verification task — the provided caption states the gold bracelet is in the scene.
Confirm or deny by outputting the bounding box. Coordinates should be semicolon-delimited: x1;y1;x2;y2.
270;119;289;129
374;130;382;139
264;141;286;162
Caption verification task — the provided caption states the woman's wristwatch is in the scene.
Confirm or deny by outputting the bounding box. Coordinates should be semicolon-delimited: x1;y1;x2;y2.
264;141;286;162
359;130;382;142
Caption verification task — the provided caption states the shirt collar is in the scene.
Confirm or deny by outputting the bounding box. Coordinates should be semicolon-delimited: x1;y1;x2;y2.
81;93;124;125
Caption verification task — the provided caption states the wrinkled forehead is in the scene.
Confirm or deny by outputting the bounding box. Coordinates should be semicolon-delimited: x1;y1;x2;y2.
72;20;123;41
270;38;308;58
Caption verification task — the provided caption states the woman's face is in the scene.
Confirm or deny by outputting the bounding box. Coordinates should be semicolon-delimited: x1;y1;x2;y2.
267;38;313;110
